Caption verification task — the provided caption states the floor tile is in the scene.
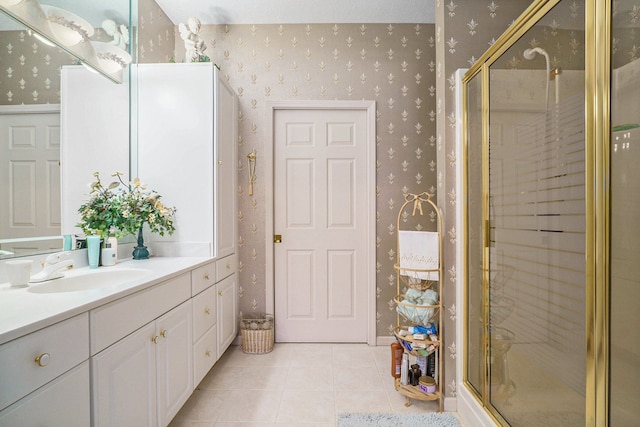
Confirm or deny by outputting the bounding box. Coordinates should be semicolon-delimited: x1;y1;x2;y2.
170;343;452;427
334;389;392;414
284;365;334;390
277;389;336;423
333;364;384;391
215;389;283;423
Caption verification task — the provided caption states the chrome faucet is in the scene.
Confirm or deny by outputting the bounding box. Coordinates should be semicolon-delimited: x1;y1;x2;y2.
29;252;74;283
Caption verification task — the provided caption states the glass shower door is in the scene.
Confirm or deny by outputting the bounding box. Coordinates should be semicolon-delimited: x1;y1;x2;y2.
485;1;586;424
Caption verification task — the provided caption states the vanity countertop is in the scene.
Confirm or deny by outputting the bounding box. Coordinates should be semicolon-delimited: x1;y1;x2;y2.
0;257;211;345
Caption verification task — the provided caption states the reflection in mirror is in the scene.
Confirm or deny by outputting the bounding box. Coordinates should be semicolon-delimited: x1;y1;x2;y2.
0;0;132;261
0;0;132;83
0;12;73;258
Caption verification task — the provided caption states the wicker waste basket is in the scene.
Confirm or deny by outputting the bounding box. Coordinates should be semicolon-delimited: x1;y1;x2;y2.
240;314;274;354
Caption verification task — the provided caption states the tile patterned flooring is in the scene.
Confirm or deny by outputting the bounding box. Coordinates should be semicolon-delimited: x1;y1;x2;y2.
169;343;446;426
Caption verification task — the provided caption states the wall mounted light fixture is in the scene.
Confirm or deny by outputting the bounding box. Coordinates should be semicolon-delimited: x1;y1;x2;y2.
247;150;257;196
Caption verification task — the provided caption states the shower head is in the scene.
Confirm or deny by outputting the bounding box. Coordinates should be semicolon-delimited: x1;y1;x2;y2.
523;47;548;60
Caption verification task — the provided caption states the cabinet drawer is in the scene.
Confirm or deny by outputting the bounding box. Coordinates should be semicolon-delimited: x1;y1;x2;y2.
193;284;217;340
191;262;216;296
216;254;236;282
0;313;89;411
0;361;90;427
193;325;217;387
90;273;191;355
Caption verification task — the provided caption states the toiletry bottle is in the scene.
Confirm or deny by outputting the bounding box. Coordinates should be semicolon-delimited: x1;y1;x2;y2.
86;235;101;269
101;243;116;266
401;353;409;385
107;228;118;262
391;342;403;378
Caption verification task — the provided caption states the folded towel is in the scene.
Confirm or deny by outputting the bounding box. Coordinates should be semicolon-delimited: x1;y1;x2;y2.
399;230;439;280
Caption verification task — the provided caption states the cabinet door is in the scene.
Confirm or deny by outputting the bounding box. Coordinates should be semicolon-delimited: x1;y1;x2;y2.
156;300;193;427
137;63;214;251
217;274;237;358
0;362;90;427
214;73;237;258
92;322;157;427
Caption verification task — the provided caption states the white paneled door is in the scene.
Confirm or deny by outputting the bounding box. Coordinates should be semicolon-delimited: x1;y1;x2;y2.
273;105;374;342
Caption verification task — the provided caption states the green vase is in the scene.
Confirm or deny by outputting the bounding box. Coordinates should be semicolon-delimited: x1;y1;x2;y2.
132;227;149;260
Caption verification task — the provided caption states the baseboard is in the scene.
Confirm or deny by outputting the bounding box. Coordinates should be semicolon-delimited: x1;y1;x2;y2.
377;335;395;346
457;384;497;426
444;396;457;412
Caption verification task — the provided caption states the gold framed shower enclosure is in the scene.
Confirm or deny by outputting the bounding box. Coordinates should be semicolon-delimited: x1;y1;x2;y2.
460;0;622;426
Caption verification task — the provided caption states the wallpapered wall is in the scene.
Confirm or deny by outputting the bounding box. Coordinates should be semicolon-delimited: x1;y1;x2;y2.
1;0;613;401
138;1;440;345
0;30;73;105
435;0;533;399
194;23;438;335
124;0;533;400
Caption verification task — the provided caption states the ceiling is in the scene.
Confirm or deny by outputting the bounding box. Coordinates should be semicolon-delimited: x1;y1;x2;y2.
153;0;435;25
1;0;434;32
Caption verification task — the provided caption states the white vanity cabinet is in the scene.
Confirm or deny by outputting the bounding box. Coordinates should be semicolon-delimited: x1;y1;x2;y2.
192;278;218;386
0;314;90;426
191;256;238;385
217;271;238;358
91;274;193;427
137;63;238;259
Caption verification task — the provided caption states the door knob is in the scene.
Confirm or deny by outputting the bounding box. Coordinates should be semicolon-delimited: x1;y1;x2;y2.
274;234;282;243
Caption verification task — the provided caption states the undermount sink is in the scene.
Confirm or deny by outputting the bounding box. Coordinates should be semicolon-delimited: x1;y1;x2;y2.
27;268;152;294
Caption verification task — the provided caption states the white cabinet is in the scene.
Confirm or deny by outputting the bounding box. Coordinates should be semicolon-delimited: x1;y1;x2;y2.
192;256;237;385
0;314;90;426
0;362;90;427
192;282;218;386
217;272;238;358
91;322;157;426
156;301;193;426
137;63;238;258
214;76;237;258
92;300;193;427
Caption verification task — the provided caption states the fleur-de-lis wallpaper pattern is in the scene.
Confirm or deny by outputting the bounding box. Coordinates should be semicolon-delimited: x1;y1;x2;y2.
197;22;439;332
0;30;74;104
4;0;626;400
113;0;551;400
138;0;440;339
0;24;126;105
435;0;534;398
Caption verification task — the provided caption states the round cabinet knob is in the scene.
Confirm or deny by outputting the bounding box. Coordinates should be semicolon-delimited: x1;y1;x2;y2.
205;307;210;315
160;329;168;338
218;160;223;165
218;290;223;296
204;274;210;280
226;263;231;270
152;335;160;344
35;353;50;367
205;350;211;358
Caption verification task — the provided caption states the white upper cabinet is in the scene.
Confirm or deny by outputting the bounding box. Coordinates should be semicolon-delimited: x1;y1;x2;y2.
136;63;237;258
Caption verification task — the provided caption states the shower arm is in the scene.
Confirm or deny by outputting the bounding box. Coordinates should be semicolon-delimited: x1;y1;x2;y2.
523;47;551;109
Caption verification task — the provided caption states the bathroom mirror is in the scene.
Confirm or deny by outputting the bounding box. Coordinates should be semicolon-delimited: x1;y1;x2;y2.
0;0;133;260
